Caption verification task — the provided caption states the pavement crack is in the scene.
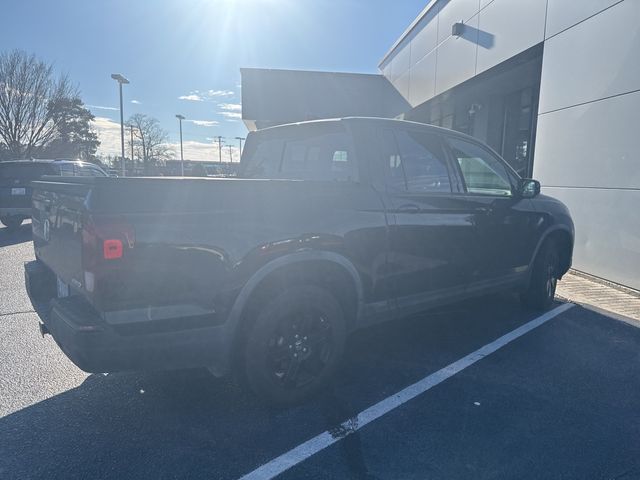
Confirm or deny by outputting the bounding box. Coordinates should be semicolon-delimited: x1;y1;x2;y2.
0;309;36;317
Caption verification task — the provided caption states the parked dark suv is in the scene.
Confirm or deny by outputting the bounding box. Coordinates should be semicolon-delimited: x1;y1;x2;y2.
0;159;107;230
25;118;574;405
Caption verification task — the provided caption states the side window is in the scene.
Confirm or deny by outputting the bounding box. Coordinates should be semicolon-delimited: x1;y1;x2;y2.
280;131;354;182
83;166;107;177
45;164;59;176
448;138;513;196
59;164;74;176
74;165;97;177
381;129;451;193
331;150;350;176
379;129;404;191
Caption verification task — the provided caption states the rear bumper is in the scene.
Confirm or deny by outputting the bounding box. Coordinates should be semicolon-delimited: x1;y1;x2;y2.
0;207;30;217
24;261;233;375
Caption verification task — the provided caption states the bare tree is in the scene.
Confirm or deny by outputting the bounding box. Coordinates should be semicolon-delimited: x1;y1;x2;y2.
128;113;172;173
0;50;76;159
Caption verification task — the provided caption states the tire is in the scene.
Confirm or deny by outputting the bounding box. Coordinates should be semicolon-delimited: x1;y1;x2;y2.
0;215;24;231
243;284;347;406
521;240;560;310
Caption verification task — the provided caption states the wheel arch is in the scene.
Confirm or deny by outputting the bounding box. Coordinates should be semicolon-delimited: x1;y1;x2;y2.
218;251;364;375
529;226;574;278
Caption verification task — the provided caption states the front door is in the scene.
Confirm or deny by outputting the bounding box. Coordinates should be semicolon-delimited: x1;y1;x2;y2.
444;136;539;286
377;128;477;314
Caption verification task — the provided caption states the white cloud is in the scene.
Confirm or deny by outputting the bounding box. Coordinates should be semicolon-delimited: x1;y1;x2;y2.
92;117;124;157
178;94;204;102
220;111;242;120
207;89;234;97
218;102;242;121
187;120;219;127
179;89;235;102
87;104;118;111
131;100;141;104
218;103;241;112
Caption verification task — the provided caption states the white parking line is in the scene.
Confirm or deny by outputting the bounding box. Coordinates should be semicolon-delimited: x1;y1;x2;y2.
238;302;575;480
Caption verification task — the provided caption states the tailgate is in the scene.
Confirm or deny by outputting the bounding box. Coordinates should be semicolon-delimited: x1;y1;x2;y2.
32;178;94;294
0;184;31;209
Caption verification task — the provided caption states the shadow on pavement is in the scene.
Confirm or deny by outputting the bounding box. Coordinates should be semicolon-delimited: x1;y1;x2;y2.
0;222;32;247
0;294;549;480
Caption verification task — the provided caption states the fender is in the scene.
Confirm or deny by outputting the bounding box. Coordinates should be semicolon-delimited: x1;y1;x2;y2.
213;250;364;375
526;225;574;276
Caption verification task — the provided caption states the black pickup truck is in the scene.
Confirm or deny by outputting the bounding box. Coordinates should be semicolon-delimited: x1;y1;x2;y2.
25;117;574;405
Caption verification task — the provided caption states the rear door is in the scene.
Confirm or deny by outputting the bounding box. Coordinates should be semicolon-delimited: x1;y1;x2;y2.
443;136;538;285
242;122;392;318
378;127;477;313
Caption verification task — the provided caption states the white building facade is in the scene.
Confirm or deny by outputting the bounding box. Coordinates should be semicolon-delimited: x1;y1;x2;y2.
242;0;640;290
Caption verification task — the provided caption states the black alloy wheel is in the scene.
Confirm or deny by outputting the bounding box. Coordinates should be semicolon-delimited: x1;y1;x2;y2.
243;285;347;406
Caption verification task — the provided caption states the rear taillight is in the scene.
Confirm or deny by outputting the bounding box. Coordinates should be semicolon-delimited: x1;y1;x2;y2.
82;215;135;268
103;239;123;259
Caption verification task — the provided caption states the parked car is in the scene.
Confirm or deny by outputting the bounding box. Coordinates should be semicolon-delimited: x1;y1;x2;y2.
24;118;574;405
0;159;107;231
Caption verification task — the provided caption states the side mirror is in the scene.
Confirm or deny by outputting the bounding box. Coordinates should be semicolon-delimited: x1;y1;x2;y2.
519;179;541;198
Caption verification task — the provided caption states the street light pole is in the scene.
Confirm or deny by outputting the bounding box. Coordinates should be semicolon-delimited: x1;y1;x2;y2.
235;137;245;161
176;114;185;176
129;124;135;169
216;136;223;163
111;73;129;177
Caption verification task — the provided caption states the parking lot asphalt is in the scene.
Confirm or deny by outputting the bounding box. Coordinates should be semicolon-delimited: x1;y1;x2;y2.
1;222;639;480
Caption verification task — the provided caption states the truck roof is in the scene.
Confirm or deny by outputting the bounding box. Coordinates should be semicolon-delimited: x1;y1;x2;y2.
251;116;478;142
0;159;56;165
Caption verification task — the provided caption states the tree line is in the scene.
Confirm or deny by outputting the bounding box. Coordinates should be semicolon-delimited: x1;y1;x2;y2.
0;49;172;172
0;50;99;161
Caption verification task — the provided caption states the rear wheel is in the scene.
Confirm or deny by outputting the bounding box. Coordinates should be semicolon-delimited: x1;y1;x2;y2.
521;240;560;310
243;285;346;406
0;215;24;231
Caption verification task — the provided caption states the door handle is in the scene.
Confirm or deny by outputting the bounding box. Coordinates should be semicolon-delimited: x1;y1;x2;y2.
397;204;420;214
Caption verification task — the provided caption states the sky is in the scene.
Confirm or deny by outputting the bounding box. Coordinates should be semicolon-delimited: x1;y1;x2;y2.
1;0;427;161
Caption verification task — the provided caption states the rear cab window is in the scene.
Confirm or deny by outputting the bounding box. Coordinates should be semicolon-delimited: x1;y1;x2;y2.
241;122;356;182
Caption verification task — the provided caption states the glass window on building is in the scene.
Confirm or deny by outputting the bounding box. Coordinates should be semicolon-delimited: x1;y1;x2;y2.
500;87;535;177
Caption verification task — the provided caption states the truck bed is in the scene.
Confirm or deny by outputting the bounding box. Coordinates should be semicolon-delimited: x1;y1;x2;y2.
31;175;383;318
